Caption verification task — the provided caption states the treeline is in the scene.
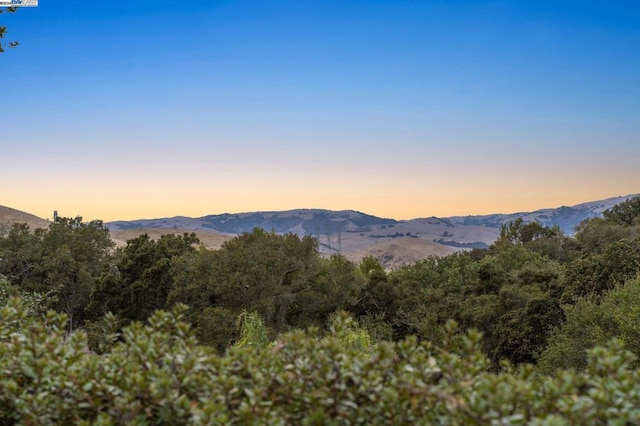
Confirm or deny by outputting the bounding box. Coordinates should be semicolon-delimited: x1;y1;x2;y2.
0;197;639;371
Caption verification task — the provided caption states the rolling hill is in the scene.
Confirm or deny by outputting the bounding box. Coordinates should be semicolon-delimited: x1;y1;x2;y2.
2;193;637;268
106;194;638;242
109;228;232;249
105;193;638;267
343;237;458;270
0;205;50;231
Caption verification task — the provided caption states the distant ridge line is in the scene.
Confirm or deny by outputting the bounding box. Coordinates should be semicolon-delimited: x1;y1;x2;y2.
2;193;638;269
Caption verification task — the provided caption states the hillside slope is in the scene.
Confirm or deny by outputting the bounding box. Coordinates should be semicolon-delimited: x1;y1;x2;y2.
110;228;232;249
443;194;637;234
3;193;637;269
343;237;458;270
105;194;639;254
0;205;50;231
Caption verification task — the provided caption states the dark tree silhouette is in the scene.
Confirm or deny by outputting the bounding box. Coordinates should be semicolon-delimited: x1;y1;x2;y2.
0;7;19;53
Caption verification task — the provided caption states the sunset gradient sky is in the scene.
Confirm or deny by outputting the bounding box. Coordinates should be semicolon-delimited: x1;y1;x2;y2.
2;1;639;221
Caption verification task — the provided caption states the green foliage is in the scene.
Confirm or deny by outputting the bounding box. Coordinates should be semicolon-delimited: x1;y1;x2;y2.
212;228;321;331
89;232;199;323
573;198;640;256
328;310;373;353
495;218;558;247
4;295;640;424
1;195;639;388
0;218;115;332
493;219;579;262
83;312;122;355
472;248;564;365
390;245;564;366
539;275;640;373
357;255;385;277
393;252;479;293
603;196;640;226
355;268;431;341
351;311;393;343
575;217;629;254
0;223;41;287
0;274;48;326
39;217;114;331
287;254;365;329
166;246;221;314
169;229;364;340
234;310;270;350
562;237;640;302
192;306;238;354
606;278;640;355
537;296;606;373
489;285;564;365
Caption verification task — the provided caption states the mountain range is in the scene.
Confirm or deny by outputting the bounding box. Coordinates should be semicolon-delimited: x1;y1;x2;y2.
1;194;637;269
106;194;637;264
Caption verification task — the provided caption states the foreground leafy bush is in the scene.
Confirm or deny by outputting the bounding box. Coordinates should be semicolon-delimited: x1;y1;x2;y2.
1;297;640;425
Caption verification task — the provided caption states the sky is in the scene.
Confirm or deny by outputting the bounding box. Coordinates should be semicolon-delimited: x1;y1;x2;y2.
1;0;639;222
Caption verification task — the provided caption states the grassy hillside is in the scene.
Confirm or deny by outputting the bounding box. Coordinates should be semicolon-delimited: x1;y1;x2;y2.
0;205;49;231
344;237;458;269
110;228;232;249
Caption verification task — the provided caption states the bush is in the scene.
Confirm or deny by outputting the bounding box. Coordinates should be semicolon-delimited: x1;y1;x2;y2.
2;296;640;424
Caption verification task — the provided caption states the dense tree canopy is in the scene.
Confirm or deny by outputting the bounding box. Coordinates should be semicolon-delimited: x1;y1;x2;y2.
0;217;114;332
0;196;638;369
89;232;199;323
603;196;640;226
167;229;365;349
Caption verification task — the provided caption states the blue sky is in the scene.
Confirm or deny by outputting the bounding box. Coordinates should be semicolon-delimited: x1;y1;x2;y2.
2;1;639;221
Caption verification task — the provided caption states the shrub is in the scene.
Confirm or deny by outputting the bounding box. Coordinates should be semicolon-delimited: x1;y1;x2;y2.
2;296;640;424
